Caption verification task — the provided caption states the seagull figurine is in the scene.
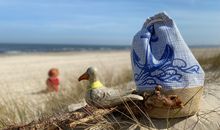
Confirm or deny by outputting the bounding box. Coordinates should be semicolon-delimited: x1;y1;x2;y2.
78;67;143;108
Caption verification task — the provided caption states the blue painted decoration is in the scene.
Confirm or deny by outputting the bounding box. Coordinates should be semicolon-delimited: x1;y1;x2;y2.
132;24;200;86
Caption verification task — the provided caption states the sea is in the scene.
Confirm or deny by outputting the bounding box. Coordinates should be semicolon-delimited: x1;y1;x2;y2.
0;43;219;55
0;43;130;55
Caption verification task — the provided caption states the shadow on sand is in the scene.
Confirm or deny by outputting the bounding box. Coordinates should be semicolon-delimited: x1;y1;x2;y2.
30;89;53;95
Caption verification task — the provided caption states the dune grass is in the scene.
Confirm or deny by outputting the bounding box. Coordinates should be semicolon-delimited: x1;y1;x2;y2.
1;52;220;129
197;53;220;83
198;53;220;71
0;67;134;129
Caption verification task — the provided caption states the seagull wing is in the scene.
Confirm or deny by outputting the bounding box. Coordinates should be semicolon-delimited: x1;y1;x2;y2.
96;87;143;107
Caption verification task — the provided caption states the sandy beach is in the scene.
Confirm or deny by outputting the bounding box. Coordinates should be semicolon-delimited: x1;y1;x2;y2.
0;51;131;109
0;48;220;129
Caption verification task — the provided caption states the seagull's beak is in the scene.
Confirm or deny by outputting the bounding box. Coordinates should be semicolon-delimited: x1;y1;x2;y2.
78;72;89;81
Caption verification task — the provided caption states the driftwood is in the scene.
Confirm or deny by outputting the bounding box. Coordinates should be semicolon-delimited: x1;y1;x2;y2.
4;86;185;130
69;108;116;128
3;106;117;130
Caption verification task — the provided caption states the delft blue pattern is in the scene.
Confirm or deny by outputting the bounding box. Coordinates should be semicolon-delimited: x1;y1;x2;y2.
132;25;200;86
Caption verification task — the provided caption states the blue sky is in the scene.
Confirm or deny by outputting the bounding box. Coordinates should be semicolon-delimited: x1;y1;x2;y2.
0;0;219;45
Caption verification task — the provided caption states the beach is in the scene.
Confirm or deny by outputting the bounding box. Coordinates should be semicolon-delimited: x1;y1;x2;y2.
0;48;220;129
0;48;217;100
0;51;131;116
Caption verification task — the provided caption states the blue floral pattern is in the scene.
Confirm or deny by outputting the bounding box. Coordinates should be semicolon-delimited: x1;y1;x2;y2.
132;24;200;86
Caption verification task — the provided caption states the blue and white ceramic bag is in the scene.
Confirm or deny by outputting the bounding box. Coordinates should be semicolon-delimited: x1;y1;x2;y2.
131;12;205;92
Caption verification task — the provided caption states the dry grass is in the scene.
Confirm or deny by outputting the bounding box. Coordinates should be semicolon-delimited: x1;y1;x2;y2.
1;52;220;129
197;53;220;83
198;53;220;71
0;67;134;129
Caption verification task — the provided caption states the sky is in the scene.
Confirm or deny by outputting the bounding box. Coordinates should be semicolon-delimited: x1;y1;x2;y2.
0;0;219;45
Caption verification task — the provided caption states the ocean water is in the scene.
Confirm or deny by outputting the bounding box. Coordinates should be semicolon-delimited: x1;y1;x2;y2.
0;44;130;54
0;43;218;55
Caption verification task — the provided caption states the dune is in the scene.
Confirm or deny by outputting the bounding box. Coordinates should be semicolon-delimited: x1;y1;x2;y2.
1;48;220;129
0;51;132;120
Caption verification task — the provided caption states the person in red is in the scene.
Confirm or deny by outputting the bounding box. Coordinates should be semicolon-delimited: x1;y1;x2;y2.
46;68;60;92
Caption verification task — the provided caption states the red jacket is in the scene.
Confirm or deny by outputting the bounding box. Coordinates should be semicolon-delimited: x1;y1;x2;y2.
47;77;60;92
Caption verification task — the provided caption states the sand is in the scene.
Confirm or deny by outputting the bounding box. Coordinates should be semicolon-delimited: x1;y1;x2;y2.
0;51;131;105
0;49;220;129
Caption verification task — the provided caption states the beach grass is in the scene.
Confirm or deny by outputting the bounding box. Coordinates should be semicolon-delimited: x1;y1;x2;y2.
198;53;220;71
0;67;134;129
197;53;220;83
0;51;220;129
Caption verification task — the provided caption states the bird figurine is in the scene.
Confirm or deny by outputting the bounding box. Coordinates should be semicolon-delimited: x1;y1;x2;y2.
78;67;143;108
